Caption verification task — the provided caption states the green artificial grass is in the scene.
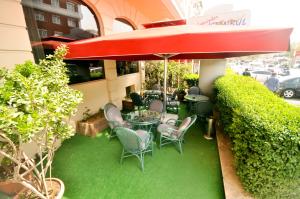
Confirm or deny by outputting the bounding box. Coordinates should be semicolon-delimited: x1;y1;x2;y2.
52;105;224;199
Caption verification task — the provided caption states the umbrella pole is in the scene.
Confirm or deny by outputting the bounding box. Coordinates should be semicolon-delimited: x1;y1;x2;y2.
163;56;168;112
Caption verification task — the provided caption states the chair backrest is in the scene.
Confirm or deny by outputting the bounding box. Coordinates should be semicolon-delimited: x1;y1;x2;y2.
149;100;163;113
152;84;161;91
104;103;123;127
194;101;213;118
188;86;201;95
177;115;197;138
115;127;141;152
130;92;144;106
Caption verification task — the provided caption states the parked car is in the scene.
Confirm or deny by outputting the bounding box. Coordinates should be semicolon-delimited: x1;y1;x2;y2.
278;76;300;98
250;70;272;82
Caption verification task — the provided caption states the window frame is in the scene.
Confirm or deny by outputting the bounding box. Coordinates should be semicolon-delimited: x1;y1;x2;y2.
34;12;45;21
51;0;59;7
67;18;76;27
66;1;75;12
38;29;48;38
52;15;61;25
54;31;63;36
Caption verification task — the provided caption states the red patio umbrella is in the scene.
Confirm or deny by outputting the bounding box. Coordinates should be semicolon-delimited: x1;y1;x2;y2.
65;25;292;111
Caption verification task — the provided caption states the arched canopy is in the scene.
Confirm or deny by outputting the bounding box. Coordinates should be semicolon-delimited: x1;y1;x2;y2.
65;25;292;60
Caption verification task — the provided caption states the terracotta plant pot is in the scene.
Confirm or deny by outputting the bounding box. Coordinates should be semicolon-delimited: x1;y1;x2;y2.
0;180;24;197
13;178;65;199
177;93;186;102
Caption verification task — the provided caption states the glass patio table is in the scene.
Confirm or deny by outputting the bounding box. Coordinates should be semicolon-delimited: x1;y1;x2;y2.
124;110;161;133
184;94;210;113
184;94;209;102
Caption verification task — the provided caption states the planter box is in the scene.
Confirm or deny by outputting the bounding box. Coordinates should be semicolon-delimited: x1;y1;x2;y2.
122;99;134;111
76;113;108;137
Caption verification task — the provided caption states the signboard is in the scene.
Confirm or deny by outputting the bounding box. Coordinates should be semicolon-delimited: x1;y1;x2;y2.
188;10;251;26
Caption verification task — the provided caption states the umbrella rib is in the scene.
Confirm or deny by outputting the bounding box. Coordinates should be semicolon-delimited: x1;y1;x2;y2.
154;54;179;59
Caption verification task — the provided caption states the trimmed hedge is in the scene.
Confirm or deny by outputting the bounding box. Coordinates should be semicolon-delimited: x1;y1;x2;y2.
214;73;300;199
183;73;199;87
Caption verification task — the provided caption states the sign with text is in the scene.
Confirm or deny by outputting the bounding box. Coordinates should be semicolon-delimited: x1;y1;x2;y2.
188;10;251;26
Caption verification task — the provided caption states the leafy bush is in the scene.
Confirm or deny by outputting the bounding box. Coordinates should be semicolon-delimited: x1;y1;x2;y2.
214;73;300;199
183;73;199;87
144;61;192;90
0;45;82;198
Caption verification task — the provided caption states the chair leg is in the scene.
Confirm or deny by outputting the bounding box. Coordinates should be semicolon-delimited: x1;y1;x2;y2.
120;148;125;164
151;141;154;156
178;140;183;154
159;133;162;149
109;128;115;140
139;152;144;172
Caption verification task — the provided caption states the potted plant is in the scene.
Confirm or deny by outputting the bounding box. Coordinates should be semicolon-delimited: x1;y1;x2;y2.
176;87;187;102
0;45;82;198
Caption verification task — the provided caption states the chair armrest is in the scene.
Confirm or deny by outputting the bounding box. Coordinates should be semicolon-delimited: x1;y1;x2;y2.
121;112;132;120
166;119;182;126
108;120;123;127
164;127;179;137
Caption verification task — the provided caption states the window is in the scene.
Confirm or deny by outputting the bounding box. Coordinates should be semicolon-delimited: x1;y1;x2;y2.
35;12;44;21
22;0;100;62
116;61;139;76
38;29;47;38
52;15;61;25
33;0;42;4
54;31;63;36
66;2;75;12
113;18;135;33
252;71;271;75
51;0;59;7
65;60;105;84
286;78;300;84
67;18;76;27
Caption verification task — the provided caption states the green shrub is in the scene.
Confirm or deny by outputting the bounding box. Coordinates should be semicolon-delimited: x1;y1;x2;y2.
214;73;300;199
183;73;199;87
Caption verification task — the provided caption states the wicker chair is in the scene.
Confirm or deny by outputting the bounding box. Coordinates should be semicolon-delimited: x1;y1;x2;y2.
157;115;197;154
166;91;180;113
104;103;131;139
188;86;201;95
194;101;213;121
130;92;145;110
149;100;163;113
115;127;153;171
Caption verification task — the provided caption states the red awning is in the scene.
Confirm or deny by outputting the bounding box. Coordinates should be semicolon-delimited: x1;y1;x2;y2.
66;25;292;60
296;51;300;57
31;40;65;49
142;19;187;28
31;36;75;49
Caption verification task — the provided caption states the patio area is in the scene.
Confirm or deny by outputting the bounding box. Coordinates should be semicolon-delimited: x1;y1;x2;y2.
52;105;225;199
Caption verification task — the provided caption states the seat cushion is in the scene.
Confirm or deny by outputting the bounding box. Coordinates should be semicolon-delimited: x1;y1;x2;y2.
136;130;151;149
157;123;178;138
178;117;191;132
161;113;178;124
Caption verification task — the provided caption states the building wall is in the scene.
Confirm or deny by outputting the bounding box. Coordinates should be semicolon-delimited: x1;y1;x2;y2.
199;59;226;96
70;79;110;122
70;0;151;122
0;0;34;68
83;0;150;35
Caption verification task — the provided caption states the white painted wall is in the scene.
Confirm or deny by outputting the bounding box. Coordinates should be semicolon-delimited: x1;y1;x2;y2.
199;59;226;96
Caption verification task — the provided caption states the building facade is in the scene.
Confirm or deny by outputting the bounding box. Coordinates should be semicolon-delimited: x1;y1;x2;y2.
0;0;181;124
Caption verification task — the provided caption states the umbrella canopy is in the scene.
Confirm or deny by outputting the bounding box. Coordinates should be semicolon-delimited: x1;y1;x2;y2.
65;25;292;60
65;25;292;112
32;36;75;49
